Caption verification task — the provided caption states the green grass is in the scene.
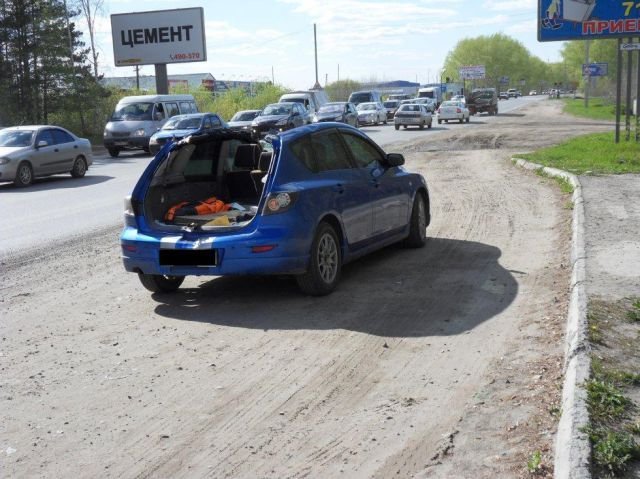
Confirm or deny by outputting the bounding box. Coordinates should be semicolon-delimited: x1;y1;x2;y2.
518;132;640;174
563;98;617;122
585;379;632;423
526;450;542;474
627;299;640;322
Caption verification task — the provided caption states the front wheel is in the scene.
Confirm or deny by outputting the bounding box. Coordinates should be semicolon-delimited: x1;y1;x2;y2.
296;222;342;296
138;273;185;293
14;162;33;187
107;147;120;158
404;194;428;248
71;156;87;178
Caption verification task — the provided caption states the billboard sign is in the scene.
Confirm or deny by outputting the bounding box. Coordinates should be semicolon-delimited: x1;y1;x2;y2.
499;76;509;85
539;0;640;41
582;62;608;77
459;65;486;80
111;8;206;66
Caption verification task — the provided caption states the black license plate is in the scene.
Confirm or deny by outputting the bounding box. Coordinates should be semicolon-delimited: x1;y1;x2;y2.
159;249;218;266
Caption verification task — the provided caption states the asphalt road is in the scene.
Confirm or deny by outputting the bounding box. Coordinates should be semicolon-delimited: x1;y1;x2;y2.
0;95;539;260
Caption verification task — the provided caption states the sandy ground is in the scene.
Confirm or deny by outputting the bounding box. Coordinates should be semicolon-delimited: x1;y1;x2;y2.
0;101;614;478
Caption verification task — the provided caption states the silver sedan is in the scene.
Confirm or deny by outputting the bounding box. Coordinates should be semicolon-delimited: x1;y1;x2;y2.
0;125;93;187
356;102;387;126
394;104;433;130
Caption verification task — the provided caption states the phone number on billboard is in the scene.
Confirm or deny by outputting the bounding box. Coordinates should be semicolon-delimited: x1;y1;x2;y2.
170;52;201;61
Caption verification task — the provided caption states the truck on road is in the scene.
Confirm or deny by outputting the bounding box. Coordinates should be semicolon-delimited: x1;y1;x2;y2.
466;88;498;116
417;87;442;108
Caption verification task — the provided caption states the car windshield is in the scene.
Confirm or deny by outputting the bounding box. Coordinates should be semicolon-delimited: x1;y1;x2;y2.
473;91;494;100
383;101;399;107
357;103;376;111
0;129;34;147
162;117;202;130
262;104;291;115
110;102;154;121
318;103;343;113
231;111;259;122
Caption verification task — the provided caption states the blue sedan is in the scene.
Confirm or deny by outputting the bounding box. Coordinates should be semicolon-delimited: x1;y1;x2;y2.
121;123;431;296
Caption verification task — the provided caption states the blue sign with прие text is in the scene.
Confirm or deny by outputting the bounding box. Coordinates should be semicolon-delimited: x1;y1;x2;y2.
539;0;640;41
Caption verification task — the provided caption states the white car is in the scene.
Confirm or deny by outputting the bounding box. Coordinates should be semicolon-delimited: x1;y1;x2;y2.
0;125;93;187
356;102;387;126
437;101;470;124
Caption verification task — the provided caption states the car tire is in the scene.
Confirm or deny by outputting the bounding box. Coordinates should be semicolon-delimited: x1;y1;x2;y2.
70;156;87;178
138;273;185;293
296;222;342;296
428;121;432;129
404;193;428;248
395;125;399;130
355;119;359;128
14;161;33;187
108;148;120;158
465;116;470;123
384;117;388;125
459;118;463;124
419;122;424;130
437;119;442;124
403;125;407;129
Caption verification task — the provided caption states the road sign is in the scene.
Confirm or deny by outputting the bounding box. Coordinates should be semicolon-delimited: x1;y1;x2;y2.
538;0;640;42
499;76;509;85
621;42;640;51
459;65;485;80
582;62;608;77
440;84;447;93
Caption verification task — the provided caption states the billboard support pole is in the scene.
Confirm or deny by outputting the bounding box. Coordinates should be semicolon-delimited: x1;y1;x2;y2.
616;39;622;143
155;64;168;94
626;38;633;141
584;40;590;109
636;39;640;142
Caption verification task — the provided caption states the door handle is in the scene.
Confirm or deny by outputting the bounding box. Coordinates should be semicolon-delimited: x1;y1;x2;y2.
54;149;59;152
74;145;78;149
332;184;344;194
369;179;379;188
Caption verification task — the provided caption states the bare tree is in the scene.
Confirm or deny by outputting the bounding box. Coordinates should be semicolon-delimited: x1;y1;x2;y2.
74;0;102;78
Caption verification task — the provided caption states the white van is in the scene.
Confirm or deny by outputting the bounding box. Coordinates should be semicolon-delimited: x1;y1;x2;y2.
278;90;329;123
103;94;198;157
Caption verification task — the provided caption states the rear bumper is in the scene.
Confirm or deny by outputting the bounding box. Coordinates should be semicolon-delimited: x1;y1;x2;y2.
120;225;310;277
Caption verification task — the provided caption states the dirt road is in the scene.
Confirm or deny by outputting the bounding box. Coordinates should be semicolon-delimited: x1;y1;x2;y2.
1;101;613;478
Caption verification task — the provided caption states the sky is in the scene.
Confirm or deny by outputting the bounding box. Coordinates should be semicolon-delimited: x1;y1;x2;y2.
86;0;566;90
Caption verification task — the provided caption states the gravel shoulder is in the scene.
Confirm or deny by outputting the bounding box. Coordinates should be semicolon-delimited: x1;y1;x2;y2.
0;101;613;478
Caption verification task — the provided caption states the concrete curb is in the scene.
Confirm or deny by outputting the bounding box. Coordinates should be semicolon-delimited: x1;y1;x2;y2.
513;159;591;479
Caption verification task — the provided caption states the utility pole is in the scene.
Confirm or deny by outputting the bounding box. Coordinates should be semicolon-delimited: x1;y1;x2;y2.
272;65;274;84
313;24;321;89
585;40;590;108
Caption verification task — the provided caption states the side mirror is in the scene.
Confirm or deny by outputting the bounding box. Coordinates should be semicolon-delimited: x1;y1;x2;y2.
386;153;405;167
37;140;48;148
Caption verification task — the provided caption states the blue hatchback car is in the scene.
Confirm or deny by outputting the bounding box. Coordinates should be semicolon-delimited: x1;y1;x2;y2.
121;123;431;296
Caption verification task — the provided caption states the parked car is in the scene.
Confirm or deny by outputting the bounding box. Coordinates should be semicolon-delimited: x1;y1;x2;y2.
499;92;509;100
312;102;358;127
529;90;537;96
148;113;225;155
356;102;387;126
382;100;401;120
251;102;307;138
437;101;470;124
227;109;261;132
0;125;93;187
394;104;432;130
507;88;519;98
120;123;431;296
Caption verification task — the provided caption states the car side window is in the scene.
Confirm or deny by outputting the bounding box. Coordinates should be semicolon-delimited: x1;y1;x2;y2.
52;129;74;144
290;135;316;172
203;117;212;129
36;129;55;147
179;101;194;114
341;132;384;169
311;130;352;172
165;102;180;118
210;115;222;127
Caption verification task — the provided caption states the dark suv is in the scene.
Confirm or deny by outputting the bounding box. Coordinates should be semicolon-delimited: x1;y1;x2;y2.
466;88;498;116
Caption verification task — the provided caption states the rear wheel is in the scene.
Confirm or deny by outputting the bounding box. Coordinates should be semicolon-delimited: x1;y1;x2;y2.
14;162;33;187
296;222;341;296
70;156;87;178
404;194;428;248
138;273;185;293
107;147;120;158
394;125;399;130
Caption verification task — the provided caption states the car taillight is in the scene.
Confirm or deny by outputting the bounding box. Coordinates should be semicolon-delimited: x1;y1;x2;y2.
456;108;461;113
263;192;299;215
123;195;137;227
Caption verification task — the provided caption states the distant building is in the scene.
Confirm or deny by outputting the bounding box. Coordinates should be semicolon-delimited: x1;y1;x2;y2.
100;72;264;95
